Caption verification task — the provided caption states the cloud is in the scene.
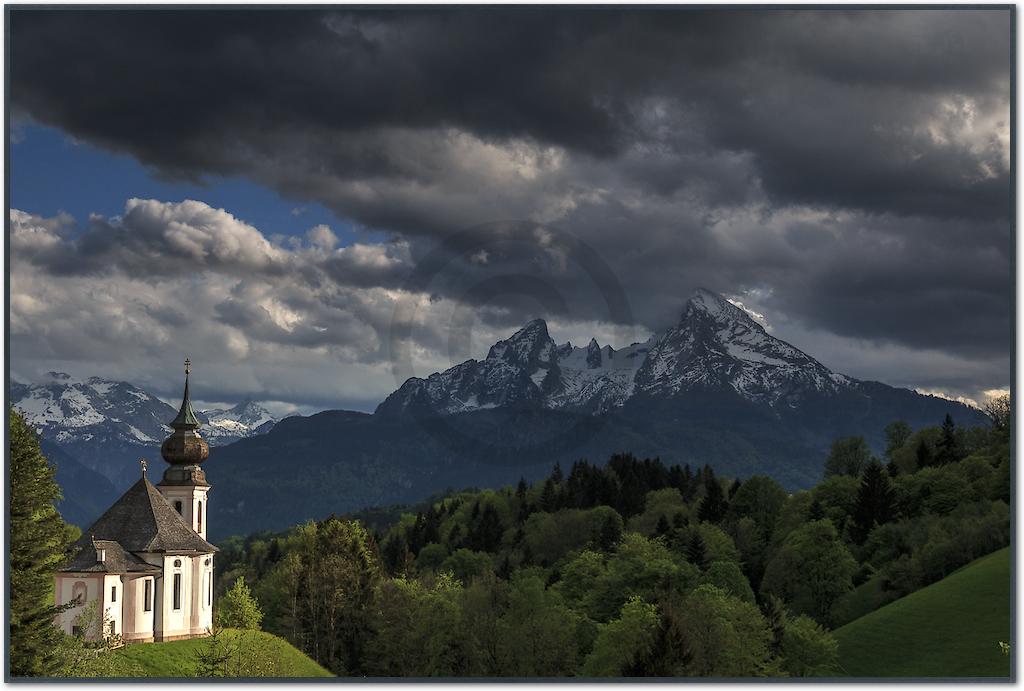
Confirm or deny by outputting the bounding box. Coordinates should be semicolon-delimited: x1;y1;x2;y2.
7;9;1012;408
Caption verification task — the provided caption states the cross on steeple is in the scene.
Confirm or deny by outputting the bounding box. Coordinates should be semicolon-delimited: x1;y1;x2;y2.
140;458;148;476
184;358;191;376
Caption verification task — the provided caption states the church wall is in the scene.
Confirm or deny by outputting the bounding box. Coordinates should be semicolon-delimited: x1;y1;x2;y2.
123;575;156;643
157;554;196;641
53;574;102;637
102;574;124;639
190;554;214;635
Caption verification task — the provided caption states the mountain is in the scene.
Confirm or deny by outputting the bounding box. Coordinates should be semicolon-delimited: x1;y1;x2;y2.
202;400;278;441
378;289;861;416
10;373;278;526
205;289;989;539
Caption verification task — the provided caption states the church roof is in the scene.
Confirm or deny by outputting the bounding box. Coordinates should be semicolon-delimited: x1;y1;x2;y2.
59;539;162;574
169;363;201;430
72;476;217;555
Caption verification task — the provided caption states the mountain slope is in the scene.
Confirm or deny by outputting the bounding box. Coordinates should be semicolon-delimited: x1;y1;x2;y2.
207;291;987;538
11;373;278;526
378;289;863;417
834;548;1010;677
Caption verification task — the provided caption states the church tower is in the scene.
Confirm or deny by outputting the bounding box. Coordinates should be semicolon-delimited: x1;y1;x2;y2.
157;359;211;540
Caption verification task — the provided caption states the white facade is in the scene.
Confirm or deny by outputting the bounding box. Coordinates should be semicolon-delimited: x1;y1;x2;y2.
54;365;216;644
158;485;211;541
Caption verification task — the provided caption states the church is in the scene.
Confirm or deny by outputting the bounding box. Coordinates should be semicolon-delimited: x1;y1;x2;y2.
53;361;217;643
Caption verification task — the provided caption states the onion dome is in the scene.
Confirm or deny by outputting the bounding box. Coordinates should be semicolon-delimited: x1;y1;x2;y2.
160;359;210;483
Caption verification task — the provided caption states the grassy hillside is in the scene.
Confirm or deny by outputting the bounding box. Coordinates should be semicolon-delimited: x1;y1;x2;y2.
114;628;332;678
834;547;1011;678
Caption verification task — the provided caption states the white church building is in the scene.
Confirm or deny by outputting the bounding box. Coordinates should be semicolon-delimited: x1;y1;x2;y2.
54;361;217;643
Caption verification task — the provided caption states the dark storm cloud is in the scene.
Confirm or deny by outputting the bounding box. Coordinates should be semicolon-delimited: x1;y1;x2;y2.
10;9;1010;219
8;8;1013;404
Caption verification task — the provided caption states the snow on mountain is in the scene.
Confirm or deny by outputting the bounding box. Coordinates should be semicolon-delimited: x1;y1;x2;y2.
377;288;858;417
201;401;277;441
633;288;845;407
11;373;278;448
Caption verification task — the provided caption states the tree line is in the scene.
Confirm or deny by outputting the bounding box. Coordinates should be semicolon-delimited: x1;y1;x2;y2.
7;396;1011;677
213;397;1010;677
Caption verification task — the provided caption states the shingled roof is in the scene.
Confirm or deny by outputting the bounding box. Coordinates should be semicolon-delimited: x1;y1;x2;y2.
76;476;217;554
60;539;163;574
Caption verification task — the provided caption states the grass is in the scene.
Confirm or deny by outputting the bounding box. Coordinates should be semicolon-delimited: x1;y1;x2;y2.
114;628;333;678
831;574;898;627
833;547;1011;678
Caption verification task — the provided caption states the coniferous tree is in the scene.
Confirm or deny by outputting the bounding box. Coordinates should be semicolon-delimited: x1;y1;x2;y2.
935;414;962;466
551;462;564;484
697;476;728;524
655;514;671;538
617;470;646;518
686;532;709;570
470;504;504;552
10;409;74;677
516;477;528;500
807;499;825;522
728;478;743;500
540;478;558;513
517;499;532;524
448;524;464;550
851;462;897;544
915;439;933;470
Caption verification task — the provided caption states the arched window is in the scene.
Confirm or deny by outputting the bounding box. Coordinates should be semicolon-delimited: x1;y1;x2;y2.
197;500;203;533
174;500;183;515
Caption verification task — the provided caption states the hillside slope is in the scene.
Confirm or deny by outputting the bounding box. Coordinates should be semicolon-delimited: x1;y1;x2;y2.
114;629;332;678
834;548;1011;678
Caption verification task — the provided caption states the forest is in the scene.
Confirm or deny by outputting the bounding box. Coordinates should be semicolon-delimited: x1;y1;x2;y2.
212;399;1011;677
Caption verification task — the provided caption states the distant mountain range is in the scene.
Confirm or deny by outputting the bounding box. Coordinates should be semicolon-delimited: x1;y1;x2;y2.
207;289;988;539
10;373;277;527
16;289;990;538
378;289;854;417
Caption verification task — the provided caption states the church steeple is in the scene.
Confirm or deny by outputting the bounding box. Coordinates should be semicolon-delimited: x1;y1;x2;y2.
169;358;201;430
160;358;210;470
158;359;212;541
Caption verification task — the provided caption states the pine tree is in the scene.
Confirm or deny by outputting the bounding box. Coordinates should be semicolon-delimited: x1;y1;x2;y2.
10;410;74;676
935;414;962;466
851;462;897;544
915;439;933;470
551;462;564;484
807;499;825;522
471;504;504;552
885;460;901;478
540;478;558;513
655;514;671;538
728;478;743;500
697;476;728;524
517;499;531;524
686;532;709;570
515;477;528;500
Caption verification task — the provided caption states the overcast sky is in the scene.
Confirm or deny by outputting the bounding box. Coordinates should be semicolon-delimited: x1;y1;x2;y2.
8;8;1012;414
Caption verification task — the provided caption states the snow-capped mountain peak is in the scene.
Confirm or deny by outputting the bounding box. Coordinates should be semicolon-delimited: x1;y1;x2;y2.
11;375;279;448
201;400;277;439
377;288;855;417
